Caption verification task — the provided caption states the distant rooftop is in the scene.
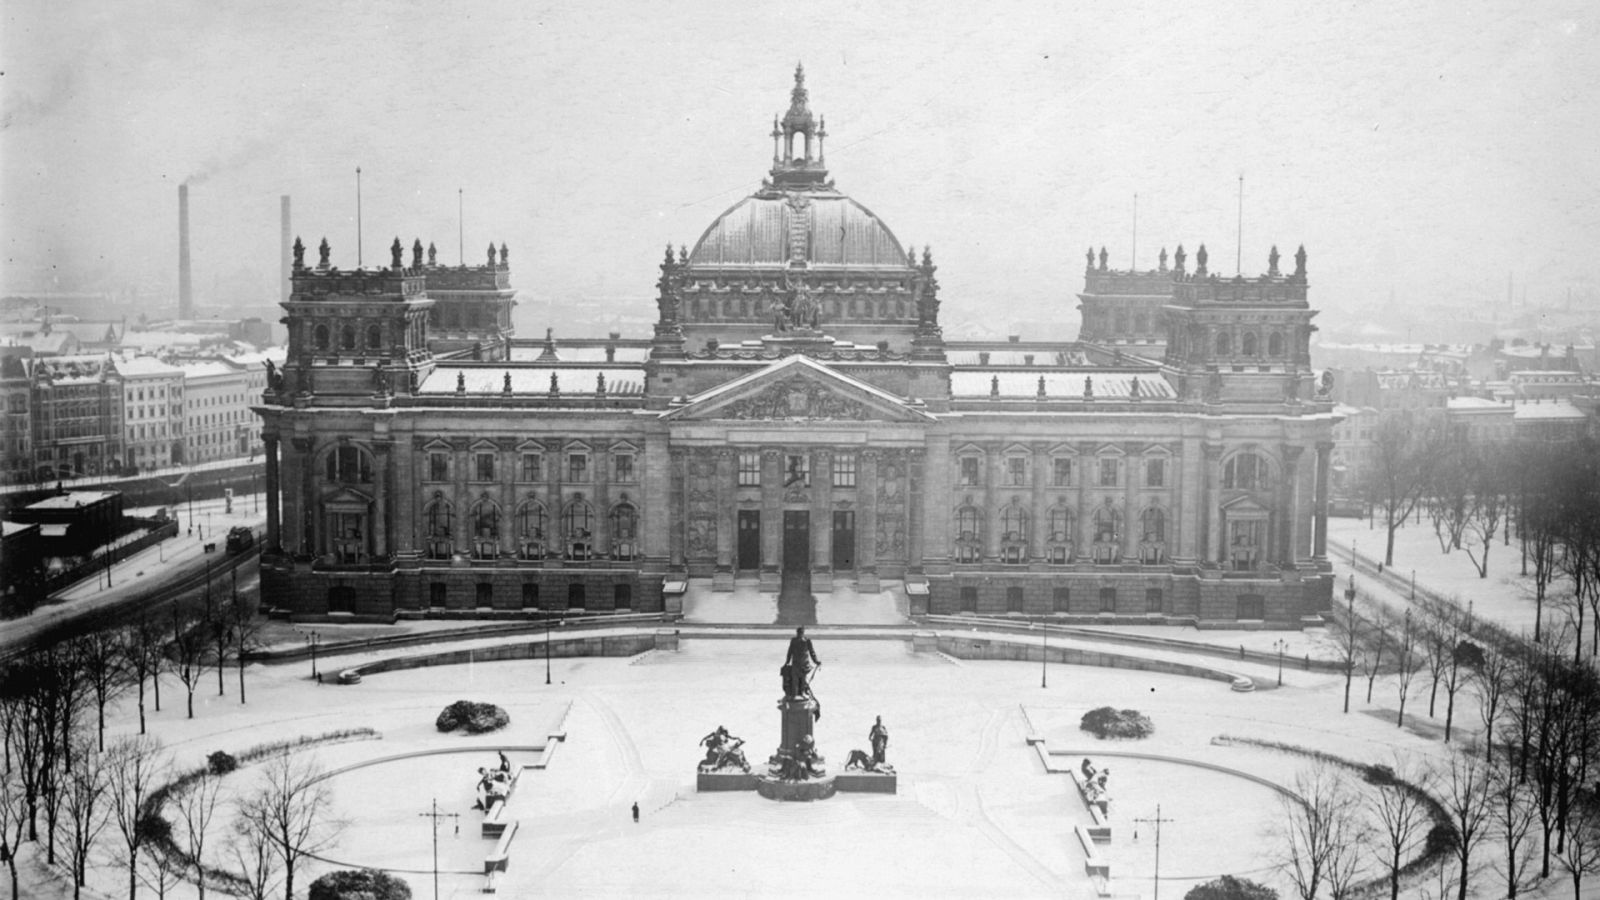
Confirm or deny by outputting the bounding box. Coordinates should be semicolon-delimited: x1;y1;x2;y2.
25;491;119;510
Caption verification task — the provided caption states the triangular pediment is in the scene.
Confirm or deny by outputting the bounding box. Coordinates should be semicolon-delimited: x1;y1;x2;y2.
665;356;934;423
1220;494;1271;515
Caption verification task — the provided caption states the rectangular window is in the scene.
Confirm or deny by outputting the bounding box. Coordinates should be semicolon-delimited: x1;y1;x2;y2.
1098;587;1117;613
1006;457;1027;486
737;452;761;487
1145;458;1165;487
429;583;447;608
1051;457;1073;486
521;583;539;609
959;456;981;487
784;454;810;488
1099;458;1119;487
832;454;857;488
1145;588;1163;613
520;453;542;482
429;452;448;482
475;452;495;481
475;582;493;608
959;586;978;612
613;453;634;482
1005;586;1024;613
1052;587;1071;613
568;583;587;610
567;453;588;482
614;584;633;610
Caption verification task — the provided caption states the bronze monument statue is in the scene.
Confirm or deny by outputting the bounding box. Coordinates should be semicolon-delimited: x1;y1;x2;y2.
781;626;821;704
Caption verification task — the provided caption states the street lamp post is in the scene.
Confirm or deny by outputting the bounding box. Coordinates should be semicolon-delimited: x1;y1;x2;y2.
1274;638;1288;686
545;622;552;685
304;630;320;680
1040;617;1048;689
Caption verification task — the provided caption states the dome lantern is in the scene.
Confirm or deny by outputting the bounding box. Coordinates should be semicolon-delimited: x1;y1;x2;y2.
768;63;831;191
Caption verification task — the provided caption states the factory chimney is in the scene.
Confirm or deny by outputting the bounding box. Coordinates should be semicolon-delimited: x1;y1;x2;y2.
178;184;193;319
280;195;292;304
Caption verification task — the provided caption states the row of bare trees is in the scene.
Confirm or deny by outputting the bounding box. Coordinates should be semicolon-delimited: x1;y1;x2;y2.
0;583;280;899
1303;583;1600;898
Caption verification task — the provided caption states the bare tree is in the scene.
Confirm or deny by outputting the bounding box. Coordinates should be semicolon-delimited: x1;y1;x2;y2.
1555;800;1600;900
1423;440;1475;554
56;737;111;900
0;763;26;900
1337;588;1359;714
1463;442;1511;578
121;616;166;733
1490;767;1543;899
228;818;281;900
228;590;267;705
169;604;207;720
1421;615;1450;719
172;769;223;900
1359;411;1440;566
78;628;129;752
1275;763;1368;900
1438;746;1495;900
135;848;184;900
1369;759;1434;900
202;569;233;698
236;753;345;900
1517;441;1569;643
1474;641;1515;764
106;735;168;900
1396;610;1422;728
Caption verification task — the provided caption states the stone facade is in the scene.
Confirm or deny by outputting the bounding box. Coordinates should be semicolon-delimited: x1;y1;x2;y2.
256;67;1339;625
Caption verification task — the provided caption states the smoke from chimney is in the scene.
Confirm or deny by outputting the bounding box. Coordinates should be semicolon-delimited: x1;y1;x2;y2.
280;195;291;304
178;184;193;319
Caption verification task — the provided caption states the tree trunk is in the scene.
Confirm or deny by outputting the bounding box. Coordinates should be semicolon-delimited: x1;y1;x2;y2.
137;675;146;735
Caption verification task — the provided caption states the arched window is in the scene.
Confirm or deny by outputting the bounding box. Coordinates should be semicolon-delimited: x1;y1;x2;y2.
1268;332;1284;356
1141;507;1166;543
1241;332;1257;356
1001;505;1028;543
956;506;981;542
1216;332;1231;355
470;497;500;559
313;324;330;350
1048;504;1073;542
1223;452;1269;490
340;325;356;351
365;324;382;349
563;500;594;560
424;494;454;559
325;445;372;483
610;503;638;559
954;505;982;563
516;500;547;559
1094;505;1121;544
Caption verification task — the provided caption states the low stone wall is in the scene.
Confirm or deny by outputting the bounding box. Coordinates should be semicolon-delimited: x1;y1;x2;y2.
333;633;658;683
933;633;1251;689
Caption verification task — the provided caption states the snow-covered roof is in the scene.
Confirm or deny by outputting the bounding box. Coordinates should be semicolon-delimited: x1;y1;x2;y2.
950;370;1175;399
114;356;184;378
1446;397;1511;412
418;365;645;396
1513;401;1587;421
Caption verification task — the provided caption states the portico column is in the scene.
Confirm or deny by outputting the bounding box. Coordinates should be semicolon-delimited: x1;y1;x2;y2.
1075;441;1094;559
1029;442;1047;562
811;448;832;581
1122;442;1140;562
545;438;562;558
1279;444;1304;567
1204;442;1223;565
857;449;879;591
669;449;687;568
714;449;733;572
907;448;926;573
290;437;314;557
372;438;390;558
264;433;281;551
983;446;999;560
595;445;610;557
1313;440;1332;560
761;448;782;590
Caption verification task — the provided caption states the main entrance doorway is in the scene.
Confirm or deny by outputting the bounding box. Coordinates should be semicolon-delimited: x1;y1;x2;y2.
778;510;813;622
832;510;855;571
737;510;760;571
782;511;810;574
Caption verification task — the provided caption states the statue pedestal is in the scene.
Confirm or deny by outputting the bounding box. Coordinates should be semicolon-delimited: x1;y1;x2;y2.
755;696;835;802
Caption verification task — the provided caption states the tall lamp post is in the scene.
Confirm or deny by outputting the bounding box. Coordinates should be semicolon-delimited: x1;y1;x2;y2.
1273;638;1288;686
304;630;320;680
418;798;459;900
1040;617;1048;689
545;622;553;685
1133;805;1176;900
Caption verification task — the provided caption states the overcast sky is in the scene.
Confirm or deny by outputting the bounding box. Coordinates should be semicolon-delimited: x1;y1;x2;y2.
3;0;1596;334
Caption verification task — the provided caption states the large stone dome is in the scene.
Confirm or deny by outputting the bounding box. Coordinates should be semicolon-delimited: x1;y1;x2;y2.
686;190;910;271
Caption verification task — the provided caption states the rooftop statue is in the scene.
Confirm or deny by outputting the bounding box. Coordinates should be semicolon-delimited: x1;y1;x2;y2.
1268;245;1281;277
1158;247;1168;272
428;242;437;266
1174;244;1186;273
412;239;424;269
391;237;403;269
292;237;305;269
488;242;497;267
1294;244;1307;277
500;243;509;266
318;237;331;268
